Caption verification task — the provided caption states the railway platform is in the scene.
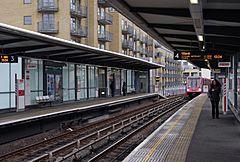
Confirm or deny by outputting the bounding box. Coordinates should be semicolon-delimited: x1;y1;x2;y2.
123;94;240;162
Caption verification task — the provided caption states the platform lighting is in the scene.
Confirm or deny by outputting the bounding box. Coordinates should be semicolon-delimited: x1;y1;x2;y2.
190;0;198;4
198;35;203;41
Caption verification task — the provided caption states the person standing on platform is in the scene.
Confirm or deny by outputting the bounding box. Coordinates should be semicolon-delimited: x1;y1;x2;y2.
122;82;127;96
208;79;221;119
110;80;115;97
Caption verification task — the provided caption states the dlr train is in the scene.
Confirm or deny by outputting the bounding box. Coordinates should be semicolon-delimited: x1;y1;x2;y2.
186;76;212;98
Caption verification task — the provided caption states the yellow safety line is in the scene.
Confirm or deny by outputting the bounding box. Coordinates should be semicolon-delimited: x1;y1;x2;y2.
141;105;192;162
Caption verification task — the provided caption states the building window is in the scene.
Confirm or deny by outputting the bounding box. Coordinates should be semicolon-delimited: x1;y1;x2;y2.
23;0;31;4
24;16;32;25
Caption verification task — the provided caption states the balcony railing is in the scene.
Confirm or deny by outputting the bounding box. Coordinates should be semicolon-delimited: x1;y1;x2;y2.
38;0;58;12
122;40;133;50
143;49;148;55
155;42;161;48
147;50;153;57
98;12;113;25
70;26;88;38
38;21;59;33
98;0;111;7
70;5;87;18
139;34;144;43
133;33;140;41
98;31;113;42
147;38;153;46
122;25;133;35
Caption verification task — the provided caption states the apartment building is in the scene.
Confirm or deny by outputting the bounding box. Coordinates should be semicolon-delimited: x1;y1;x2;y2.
0;0;182;94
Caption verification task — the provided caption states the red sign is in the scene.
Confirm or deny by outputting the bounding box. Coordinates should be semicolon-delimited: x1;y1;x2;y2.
18;90;25;96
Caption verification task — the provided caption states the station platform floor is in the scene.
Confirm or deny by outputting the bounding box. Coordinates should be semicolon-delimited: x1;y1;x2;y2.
0;93;159;127
123;94;240;162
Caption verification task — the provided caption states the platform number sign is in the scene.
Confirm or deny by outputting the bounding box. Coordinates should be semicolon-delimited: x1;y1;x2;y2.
174;53;180;60
0;55;18;63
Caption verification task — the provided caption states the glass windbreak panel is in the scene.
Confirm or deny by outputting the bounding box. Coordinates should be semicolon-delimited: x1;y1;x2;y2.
47;74;55;98
127;70;132;93
0;94;9;109
69;64;75;89
115;70;120;90
89;66;96;98
55;74;62;101
98;68;106;88
0;63;9;92
63;65;69;101
77;65;87;100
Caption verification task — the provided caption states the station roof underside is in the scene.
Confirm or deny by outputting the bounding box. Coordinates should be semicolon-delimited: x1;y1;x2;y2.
0;23;163;71
108;0;240;69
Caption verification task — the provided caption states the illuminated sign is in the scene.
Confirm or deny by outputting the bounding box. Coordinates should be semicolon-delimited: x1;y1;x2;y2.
0;55;18;63
174;51;223;61
218;62;231;68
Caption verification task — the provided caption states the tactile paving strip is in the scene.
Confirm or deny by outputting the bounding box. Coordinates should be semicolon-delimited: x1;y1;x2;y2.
123;94;207;162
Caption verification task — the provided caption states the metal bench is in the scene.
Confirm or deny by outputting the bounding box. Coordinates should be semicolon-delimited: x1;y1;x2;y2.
36;95;53;107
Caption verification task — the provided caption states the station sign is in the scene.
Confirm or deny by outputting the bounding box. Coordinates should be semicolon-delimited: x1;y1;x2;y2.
218;62;231;68
174;51;223;61
0;55;18;63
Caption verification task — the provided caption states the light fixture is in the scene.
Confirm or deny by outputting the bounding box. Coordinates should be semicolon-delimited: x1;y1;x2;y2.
190;0;198;4
198;35;203;41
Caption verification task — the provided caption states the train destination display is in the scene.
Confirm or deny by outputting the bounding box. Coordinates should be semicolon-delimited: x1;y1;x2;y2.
174;51;223;61
0;55;18;63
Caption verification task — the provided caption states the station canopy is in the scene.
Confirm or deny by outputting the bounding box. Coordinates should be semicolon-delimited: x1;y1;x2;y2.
108;0;239;69
0;23;163;71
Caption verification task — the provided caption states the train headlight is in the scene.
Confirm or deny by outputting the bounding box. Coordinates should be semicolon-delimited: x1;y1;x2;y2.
198;88;202;91
187;89;190;91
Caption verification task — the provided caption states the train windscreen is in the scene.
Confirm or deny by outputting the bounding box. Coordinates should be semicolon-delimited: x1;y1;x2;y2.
188;78;200;89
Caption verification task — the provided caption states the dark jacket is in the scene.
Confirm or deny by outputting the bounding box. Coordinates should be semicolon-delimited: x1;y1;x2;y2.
208;86;221;102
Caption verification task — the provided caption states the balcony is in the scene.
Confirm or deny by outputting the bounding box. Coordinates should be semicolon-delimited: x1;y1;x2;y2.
38;0;58;12
70;26;88;38
70;5;87;18
98;0;111;7
98;31;113;42
143;48;148;55
147;50;153;57
142;36;148;44
139;34;143;43
98;12;113;25
122;25;133;35
122;40;133;50
38;21;59;34
155;42;161;48
133;33;140;41
147;38;153;46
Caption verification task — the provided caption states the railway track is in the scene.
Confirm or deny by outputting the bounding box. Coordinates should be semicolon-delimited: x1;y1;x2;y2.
0;95;187;162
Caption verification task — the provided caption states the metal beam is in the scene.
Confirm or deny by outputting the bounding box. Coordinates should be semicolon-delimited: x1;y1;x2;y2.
205;26;240;37
0;38;27;45
204;9;240;23
131;7;191;17
162;34;198;40
150;24;195;32
168;41;199;47
26;49;75;57
2;44;54;54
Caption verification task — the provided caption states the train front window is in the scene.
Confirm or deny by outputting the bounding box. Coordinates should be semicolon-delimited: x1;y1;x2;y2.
188;78;200;88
